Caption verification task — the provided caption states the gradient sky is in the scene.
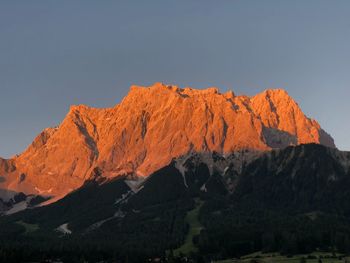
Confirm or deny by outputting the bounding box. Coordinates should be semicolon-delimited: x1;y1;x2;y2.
0;0;349;158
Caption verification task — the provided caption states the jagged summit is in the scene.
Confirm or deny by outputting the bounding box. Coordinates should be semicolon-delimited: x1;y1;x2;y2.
129;82;287;98
0;82;335;198
129;82;221;95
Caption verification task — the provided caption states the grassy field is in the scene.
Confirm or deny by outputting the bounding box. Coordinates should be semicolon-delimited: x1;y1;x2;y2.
215;252;349;263
173;199;204;256
16;220;39;234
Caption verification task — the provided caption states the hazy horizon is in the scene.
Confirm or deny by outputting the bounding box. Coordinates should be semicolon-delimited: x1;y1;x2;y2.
1;0;349;157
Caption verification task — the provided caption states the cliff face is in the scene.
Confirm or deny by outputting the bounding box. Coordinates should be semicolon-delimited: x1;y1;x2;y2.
0;83;335;197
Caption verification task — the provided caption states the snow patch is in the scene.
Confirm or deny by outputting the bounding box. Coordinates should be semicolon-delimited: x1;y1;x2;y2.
115;190;133;205
5;201;28;215
56;223;72;235
175;160;188;188
125;178;145;193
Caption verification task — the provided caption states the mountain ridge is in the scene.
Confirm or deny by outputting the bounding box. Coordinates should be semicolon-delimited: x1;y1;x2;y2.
1;144;350;262
0;83;335;199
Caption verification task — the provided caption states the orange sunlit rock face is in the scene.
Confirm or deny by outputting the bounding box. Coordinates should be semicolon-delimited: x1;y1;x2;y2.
0;83;335;197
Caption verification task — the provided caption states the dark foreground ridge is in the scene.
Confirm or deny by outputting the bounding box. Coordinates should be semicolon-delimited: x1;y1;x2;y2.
0;144;350;262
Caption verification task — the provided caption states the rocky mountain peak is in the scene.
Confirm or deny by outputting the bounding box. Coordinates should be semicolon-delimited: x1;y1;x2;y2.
0;83;335;198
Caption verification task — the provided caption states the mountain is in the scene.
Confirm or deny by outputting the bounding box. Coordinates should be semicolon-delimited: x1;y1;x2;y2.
0;144;349;262
0;83;334;200
233;143;350;213
200;144;350;257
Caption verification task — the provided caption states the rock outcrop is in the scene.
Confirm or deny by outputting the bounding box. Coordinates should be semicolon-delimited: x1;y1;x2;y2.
0;83;335;197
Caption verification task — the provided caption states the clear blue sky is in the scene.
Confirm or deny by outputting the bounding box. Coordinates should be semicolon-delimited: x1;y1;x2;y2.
0;0;349;157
